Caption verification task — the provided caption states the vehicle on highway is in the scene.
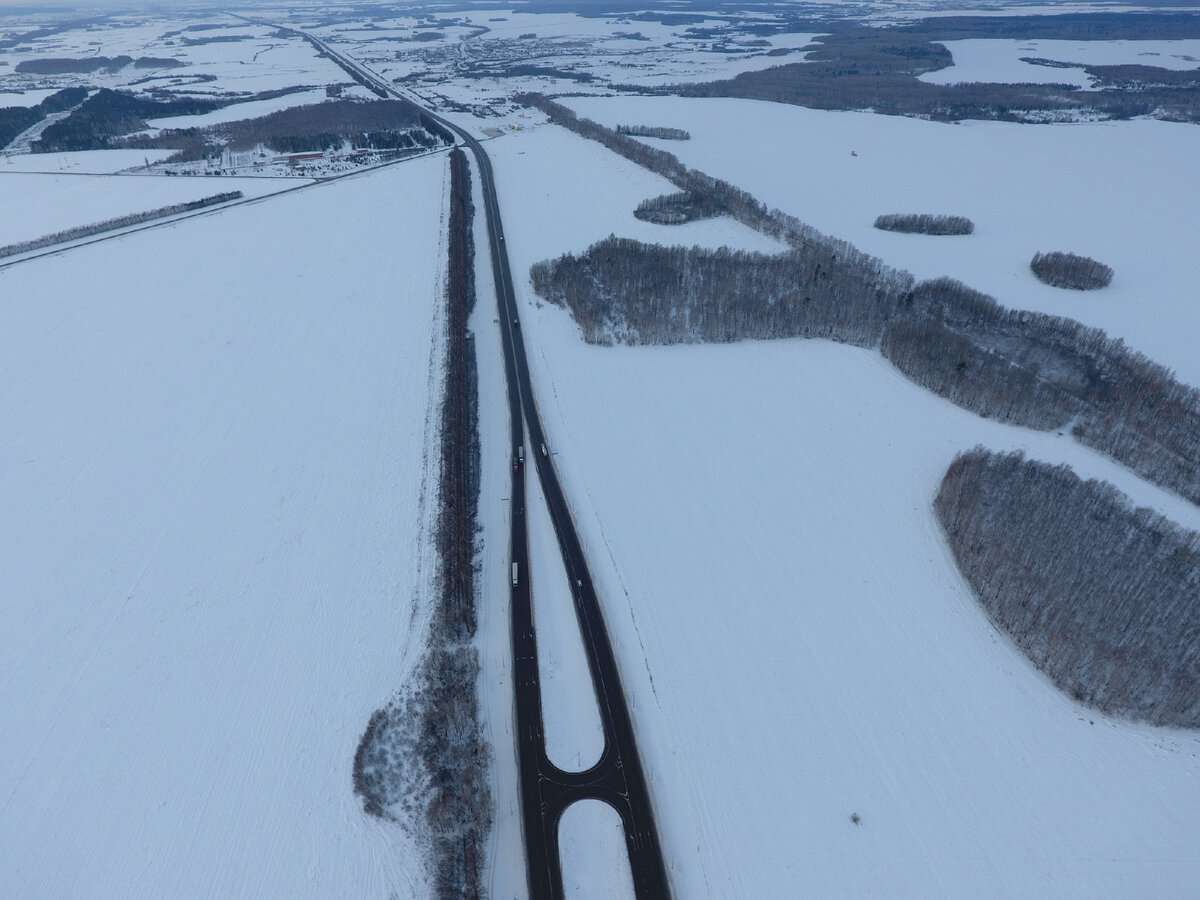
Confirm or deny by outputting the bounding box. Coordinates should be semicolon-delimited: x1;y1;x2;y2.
512;562;519;588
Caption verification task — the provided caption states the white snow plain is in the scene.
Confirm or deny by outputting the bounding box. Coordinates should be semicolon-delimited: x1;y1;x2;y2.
922;38;1200;87
0;154;450;898
488;106;1200;899
559;800;637;900
0;172;296;248
565;95;1200;389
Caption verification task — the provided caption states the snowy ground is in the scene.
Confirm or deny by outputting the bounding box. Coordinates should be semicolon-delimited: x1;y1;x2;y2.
5;7;1200;898
922;38;1200;87
0;153;449;898
559;800;637;900
0;171;297;248
564;95;1200;389
487;107;1200;898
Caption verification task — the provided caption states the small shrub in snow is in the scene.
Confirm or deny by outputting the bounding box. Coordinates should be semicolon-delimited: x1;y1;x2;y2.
874;213;974;235
1030;251;1114;290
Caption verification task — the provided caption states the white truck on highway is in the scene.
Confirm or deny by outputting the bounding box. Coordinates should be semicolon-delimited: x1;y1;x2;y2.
512;562;519;588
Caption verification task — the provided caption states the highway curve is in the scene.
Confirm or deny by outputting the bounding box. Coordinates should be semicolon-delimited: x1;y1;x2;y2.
287;29;672;900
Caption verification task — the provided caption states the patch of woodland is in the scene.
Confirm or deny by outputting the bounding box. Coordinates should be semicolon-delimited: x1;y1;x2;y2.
0;191;242;259
935;448;1200;728
0;86;88;149
1031;250;1114;290
16;56;132;74
634;191;724;225
617;124;691;139
525;92;1200;505
32;88;224;152
0;106;42;149
531;236;911;347
875;213;974;235
288;28;391;99
677;13;1200;124
118;98;442;161
535;233;1200;503
353;148;489;900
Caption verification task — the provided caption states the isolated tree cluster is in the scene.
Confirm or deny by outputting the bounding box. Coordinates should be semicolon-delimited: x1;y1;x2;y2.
0;191;243;259
874;213;974;235
353;149;489;900
633;191;724;225
616;123;691;140
935;449;1200;728
1030;250;1114;290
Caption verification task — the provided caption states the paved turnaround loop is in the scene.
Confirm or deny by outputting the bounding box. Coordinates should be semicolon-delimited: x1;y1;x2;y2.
283;28;673;900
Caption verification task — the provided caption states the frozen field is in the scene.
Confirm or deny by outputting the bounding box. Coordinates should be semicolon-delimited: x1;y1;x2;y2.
0;172;297;248
565;95;1200;389
923;38;1200;87
488;109;1200;898
0;154;449;898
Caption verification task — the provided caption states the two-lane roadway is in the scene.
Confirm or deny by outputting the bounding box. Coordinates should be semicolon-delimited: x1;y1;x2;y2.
285;29;671;899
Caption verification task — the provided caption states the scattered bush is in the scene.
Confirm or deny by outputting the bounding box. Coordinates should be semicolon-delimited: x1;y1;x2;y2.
1031;250;1114;290
935;448;1200;728
875;213;974;235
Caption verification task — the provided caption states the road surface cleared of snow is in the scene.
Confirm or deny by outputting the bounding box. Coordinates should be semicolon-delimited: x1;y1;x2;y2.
0;154;449;898
528;476;607;771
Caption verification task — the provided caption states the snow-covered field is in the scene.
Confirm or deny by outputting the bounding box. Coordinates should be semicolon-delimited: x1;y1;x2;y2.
0;172;297;247
0;154;449;897
488;105;1200;898
564;95;1200;389
923;38;1200;87
5;7;1200;898
560;800;637;900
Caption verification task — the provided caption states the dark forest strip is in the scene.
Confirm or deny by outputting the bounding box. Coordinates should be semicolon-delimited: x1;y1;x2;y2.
353;148;490;897
935;448;1200;728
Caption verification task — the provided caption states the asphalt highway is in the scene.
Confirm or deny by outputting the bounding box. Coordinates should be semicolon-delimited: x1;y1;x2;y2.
280;31;672;899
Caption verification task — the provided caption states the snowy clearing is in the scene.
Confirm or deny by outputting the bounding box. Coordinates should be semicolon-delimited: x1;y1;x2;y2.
0;172;297;247
922;38;1200;87
490;110;1200;898
564;95;1200;389
0;154;449;898
559;800;637;900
